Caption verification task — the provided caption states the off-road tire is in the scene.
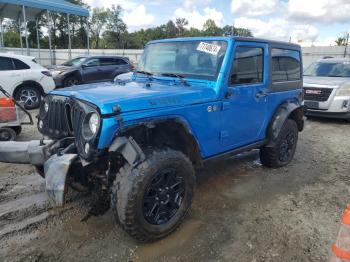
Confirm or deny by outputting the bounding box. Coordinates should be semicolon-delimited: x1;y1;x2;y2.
0;127;16;141
14;86;41;109
260;119;298;167
110;148;195;242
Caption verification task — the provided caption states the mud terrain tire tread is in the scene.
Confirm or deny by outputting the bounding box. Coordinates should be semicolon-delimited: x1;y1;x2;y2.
260;119;298;168
110;148;195;242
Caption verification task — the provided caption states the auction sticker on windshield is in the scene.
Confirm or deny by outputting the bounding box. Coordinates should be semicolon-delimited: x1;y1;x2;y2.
197;42;221;55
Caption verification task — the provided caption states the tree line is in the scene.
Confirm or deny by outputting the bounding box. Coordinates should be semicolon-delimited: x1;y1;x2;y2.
3;0;253;50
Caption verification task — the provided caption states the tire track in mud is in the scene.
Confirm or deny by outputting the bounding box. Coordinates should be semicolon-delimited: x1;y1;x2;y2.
0;167;89;255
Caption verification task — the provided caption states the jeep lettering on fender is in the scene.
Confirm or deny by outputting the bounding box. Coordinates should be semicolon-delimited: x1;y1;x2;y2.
0;37;304;242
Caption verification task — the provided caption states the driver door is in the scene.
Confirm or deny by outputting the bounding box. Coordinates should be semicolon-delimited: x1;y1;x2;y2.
220;42;269;149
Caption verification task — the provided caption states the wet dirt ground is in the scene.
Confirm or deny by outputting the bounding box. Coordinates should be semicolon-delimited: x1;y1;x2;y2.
0;113;350;262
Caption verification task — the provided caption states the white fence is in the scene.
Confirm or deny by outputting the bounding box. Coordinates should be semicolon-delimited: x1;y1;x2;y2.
1;46;349;68
0;47;144;66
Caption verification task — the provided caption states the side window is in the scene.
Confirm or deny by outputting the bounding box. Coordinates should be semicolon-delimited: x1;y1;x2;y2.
116;59;128;65
272;49;301;82
100;58;116;66
230;46;264;85
85;58;100;67
13;58;30;70
0;57;14;71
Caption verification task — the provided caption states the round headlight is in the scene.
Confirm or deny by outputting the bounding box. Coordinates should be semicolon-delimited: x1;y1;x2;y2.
88;113;100;135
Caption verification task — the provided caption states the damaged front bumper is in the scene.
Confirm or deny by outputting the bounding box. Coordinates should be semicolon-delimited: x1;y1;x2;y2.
0;140;77;207
0;136;145;207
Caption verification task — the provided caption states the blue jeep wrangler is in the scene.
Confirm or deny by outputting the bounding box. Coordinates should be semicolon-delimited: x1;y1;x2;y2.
0;37;304;242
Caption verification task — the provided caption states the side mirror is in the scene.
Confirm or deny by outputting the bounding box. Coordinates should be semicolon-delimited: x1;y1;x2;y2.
81;64;87;69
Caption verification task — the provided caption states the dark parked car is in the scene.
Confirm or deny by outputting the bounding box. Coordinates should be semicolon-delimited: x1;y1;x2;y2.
49;56;134;87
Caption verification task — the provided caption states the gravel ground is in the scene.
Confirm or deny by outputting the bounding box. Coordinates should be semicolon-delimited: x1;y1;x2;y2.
0;113;349;262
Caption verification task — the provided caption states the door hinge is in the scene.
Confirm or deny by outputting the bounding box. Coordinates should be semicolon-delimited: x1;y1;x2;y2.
222;102;230;111
220;131;229;141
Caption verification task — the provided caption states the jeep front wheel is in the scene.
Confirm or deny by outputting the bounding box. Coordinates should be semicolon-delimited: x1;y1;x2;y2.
110;148;195;242
260;119;298;167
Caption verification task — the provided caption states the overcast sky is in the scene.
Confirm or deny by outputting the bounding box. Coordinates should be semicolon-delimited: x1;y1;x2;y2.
85;0;350;45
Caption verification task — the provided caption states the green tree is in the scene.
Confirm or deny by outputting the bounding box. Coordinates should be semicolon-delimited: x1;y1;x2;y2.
103;5;127;48
335;36;346;46
89;7;109;48
203;19;221;36
175;18;188;37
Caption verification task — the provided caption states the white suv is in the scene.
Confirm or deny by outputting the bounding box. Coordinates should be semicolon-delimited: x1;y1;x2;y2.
304;58;350;121
0;53;55;109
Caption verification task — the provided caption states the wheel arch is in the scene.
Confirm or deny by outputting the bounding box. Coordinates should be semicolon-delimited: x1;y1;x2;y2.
112;117;203;169
63;70;82;83
266;100;304;147
13;80;44;97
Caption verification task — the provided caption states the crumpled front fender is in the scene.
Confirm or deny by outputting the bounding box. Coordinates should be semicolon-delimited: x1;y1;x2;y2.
44;154;78;207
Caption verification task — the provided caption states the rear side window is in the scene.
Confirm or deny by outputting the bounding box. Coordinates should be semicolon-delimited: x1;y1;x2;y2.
116;59;128;65
230;46;264;85
100;58;128;66
13;58;30;70
100;58;116;66
0;57;13;71
272;49;301;82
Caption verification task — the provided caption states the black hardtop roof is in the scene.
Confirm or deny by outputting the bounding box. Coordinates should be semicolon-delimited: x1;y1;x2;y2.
232;36;301;50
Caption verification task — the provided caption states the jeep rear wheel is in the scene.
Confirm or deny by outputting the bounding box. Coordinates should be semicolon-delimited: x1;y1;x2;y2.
110;148;195;242
260;119;298;167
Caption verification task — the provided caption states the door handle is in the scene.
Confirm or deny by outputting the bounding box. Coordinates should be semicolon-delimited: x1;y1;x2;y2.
256;91;268;98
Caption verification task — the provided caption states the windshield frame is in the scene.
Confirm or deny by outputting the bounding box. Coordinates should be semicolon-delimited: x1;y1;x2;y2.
304;61;350;78
137;40;229;82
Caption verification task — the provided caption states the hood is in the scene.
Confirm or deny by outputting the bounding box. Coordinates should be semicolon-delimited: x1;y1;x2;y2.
304;76;350;89
50;80;217;115
48;65;78;71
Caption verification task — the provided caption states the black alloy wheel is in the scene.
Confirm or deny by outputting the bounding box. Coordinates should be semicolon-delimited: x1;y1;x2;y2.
143;167;186;225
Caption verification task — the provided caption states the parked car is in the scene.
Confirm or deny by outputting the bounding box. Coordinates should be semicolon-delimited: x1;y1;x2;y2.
0;53;55;109
50;56;134;87
0;37;304;242
304;58;350;120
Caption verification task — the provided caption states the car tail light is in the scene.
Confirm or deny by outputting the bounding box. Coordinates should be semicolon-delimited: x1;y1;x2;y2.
0;97;15;107
0;97;16;122
42;71;52;77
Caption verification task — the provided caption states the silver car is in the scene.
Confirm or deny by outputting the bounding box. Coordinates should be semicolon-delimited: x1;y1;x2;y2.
304;58;350;120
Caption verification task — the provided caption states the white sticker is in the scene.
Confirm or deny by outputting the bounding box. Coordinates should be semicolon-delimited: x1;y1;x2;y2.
197;42;221;56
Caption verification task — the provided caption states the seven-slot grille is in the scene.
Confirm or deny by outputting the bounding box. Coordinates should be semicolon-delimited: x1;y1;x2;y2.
44;97;86;139
303;87;333;102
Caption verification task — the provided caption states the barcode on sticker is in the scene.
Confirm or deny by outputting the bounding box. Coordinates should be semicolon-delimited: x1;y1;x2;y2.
197;42;221;55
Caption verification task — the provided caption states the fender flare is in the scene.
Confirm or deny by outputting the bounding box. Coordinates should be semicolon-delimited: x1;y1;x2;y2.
108;116;203;166
266;100;304;147
109;136;146;167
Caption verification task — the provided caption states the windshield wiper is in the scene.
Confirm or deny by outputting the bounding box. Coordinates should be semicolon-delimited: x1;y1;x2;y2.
327;75;345;77
135;70;153;76
160;73;190;86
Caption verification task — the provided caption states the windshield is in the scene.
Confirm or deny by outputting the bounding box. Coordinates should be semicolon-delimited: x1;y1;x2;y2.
137;40;228;81
304;61;350;77
62;57;87;66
